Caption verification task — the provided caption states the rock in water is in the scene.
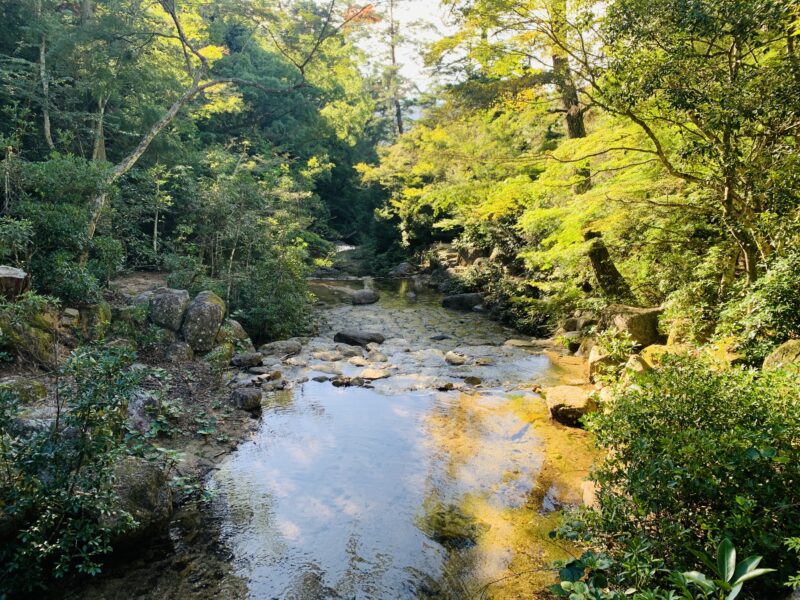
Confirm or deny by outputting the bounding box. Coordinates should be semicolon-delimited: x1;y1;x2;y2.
259;339;303;357
181;291;226;352
0;266;30;301
352;289;380;305
544;386;597;427
441;293;483;311
231;351;264;368
149;288;190;331
445;351;466;366
359;368;390;380
334;330;386;347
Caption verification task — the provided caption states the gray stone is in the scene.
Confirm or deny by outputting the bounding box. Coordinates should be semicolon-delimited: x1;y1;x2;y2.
352;289;380;305
544;386;597;427
388;262;415;277
231;351;264;368
110;456;173;546
445;351;466;366
181;291;226;352
763;339;800;371
149;288;190;331
259;339;303;357
232;387;262;412
166;341;194;363
602;304;664;348
334;330;386;347
127;389;160;434
441;293;483;311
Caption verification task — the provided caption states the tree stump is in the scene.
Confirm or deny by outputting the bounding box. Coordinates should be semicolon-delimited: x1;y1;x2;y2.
0;266;31;301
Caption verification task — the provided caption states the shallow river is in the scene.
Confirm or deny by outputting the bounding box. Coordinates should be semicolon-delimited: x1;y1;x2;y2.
209;279;594;599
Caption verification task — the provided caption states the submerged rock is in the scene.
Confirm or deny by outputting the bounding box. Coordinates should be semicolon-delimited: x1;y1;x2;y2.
352;289;380;305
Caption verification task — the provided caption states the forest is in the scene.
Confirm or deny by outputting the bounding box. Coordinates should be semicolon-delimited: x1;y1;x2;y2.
0;0;798;598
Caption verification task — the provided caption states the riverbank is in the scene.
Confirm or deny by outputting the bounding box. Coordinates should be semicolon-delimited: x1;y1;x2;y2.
50;274;596;599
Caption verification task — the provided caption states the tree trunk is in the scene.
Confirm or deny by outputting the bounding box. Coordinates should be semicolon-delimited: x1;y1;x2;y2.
584;231;635;302
388;0;403;135
86;77;202;241
92;96;108;161
549;0;590;192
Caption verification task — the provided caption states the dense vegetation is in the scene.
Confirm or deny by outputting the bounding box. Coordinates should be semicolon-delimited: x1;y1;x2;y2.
0;0;799;597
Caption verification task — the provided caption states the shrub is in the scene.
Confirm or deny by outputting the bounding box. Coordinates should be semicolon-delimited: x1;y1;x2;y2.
0;347;139;593
583;356;800;595
31;250;102;305
718;250;800;363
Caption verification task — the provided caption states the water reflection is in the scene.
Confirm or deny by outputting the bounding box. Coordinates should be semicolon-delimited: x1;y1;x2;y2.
211;378;583;599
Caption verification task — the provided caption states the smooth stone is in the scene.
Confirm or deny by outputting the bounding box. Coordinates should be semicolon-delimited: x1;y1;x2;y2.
544;385;597;427
231;387;262;412
359;368;391;380
334;330;386;347
445;351;466;366
231;352;264;368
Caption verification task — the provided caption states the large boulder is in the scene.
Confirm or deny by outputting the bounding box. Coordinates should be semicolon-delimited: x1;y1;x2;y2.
181;291;226;352
110;456;173;546
544;385;597;427
259;339;302;357
334;330;386;347
763;340;800;371
602;304;664;348
441;293;483;311
352;289;380;305
149;288;190;331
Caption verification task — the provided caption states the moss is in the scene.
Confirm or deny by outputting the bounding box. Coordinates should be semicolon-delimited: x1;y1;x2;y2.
80;301;112;340
0;377;47;403
204;342;235;372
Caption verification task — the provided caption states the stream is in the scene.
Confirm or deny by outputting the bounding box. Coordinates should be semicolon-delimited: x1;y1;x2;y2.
208;278;594;599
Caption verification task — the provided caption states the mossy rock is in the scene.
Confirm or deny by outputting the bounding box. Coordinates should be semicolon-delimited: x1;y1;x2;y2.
204;342;235;371
80;301;112;340
0;313;60;369
181;291;226;352
0;377;47;403
216;318;255;352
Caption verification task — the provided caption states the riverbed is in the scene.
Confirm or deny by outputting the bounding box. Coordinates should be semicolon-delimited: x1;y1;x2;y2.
209;278;595;599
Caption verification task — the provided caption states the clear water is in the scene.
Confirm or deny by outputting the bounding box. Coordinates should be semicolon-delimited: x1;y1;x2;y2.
209;278;580;599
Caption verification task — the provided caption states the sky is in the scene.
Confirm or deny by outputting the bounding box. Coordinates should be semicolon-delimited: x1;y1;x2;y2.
355;0;456;92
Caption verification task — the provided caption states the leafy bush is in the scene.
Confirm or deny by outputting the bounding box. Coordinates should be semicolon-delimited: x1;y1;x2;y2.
718;250;800;363
0;347;140;593
233;247;312;342
583;356;800;594
31;250;102;305
552;540;774;599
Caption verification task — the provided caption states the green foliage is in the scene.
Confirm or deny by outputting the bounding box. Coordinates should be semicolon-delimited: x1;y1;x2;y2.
552;540;774;600
0;347;140;593
718;250;800;363
583;356;800;594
